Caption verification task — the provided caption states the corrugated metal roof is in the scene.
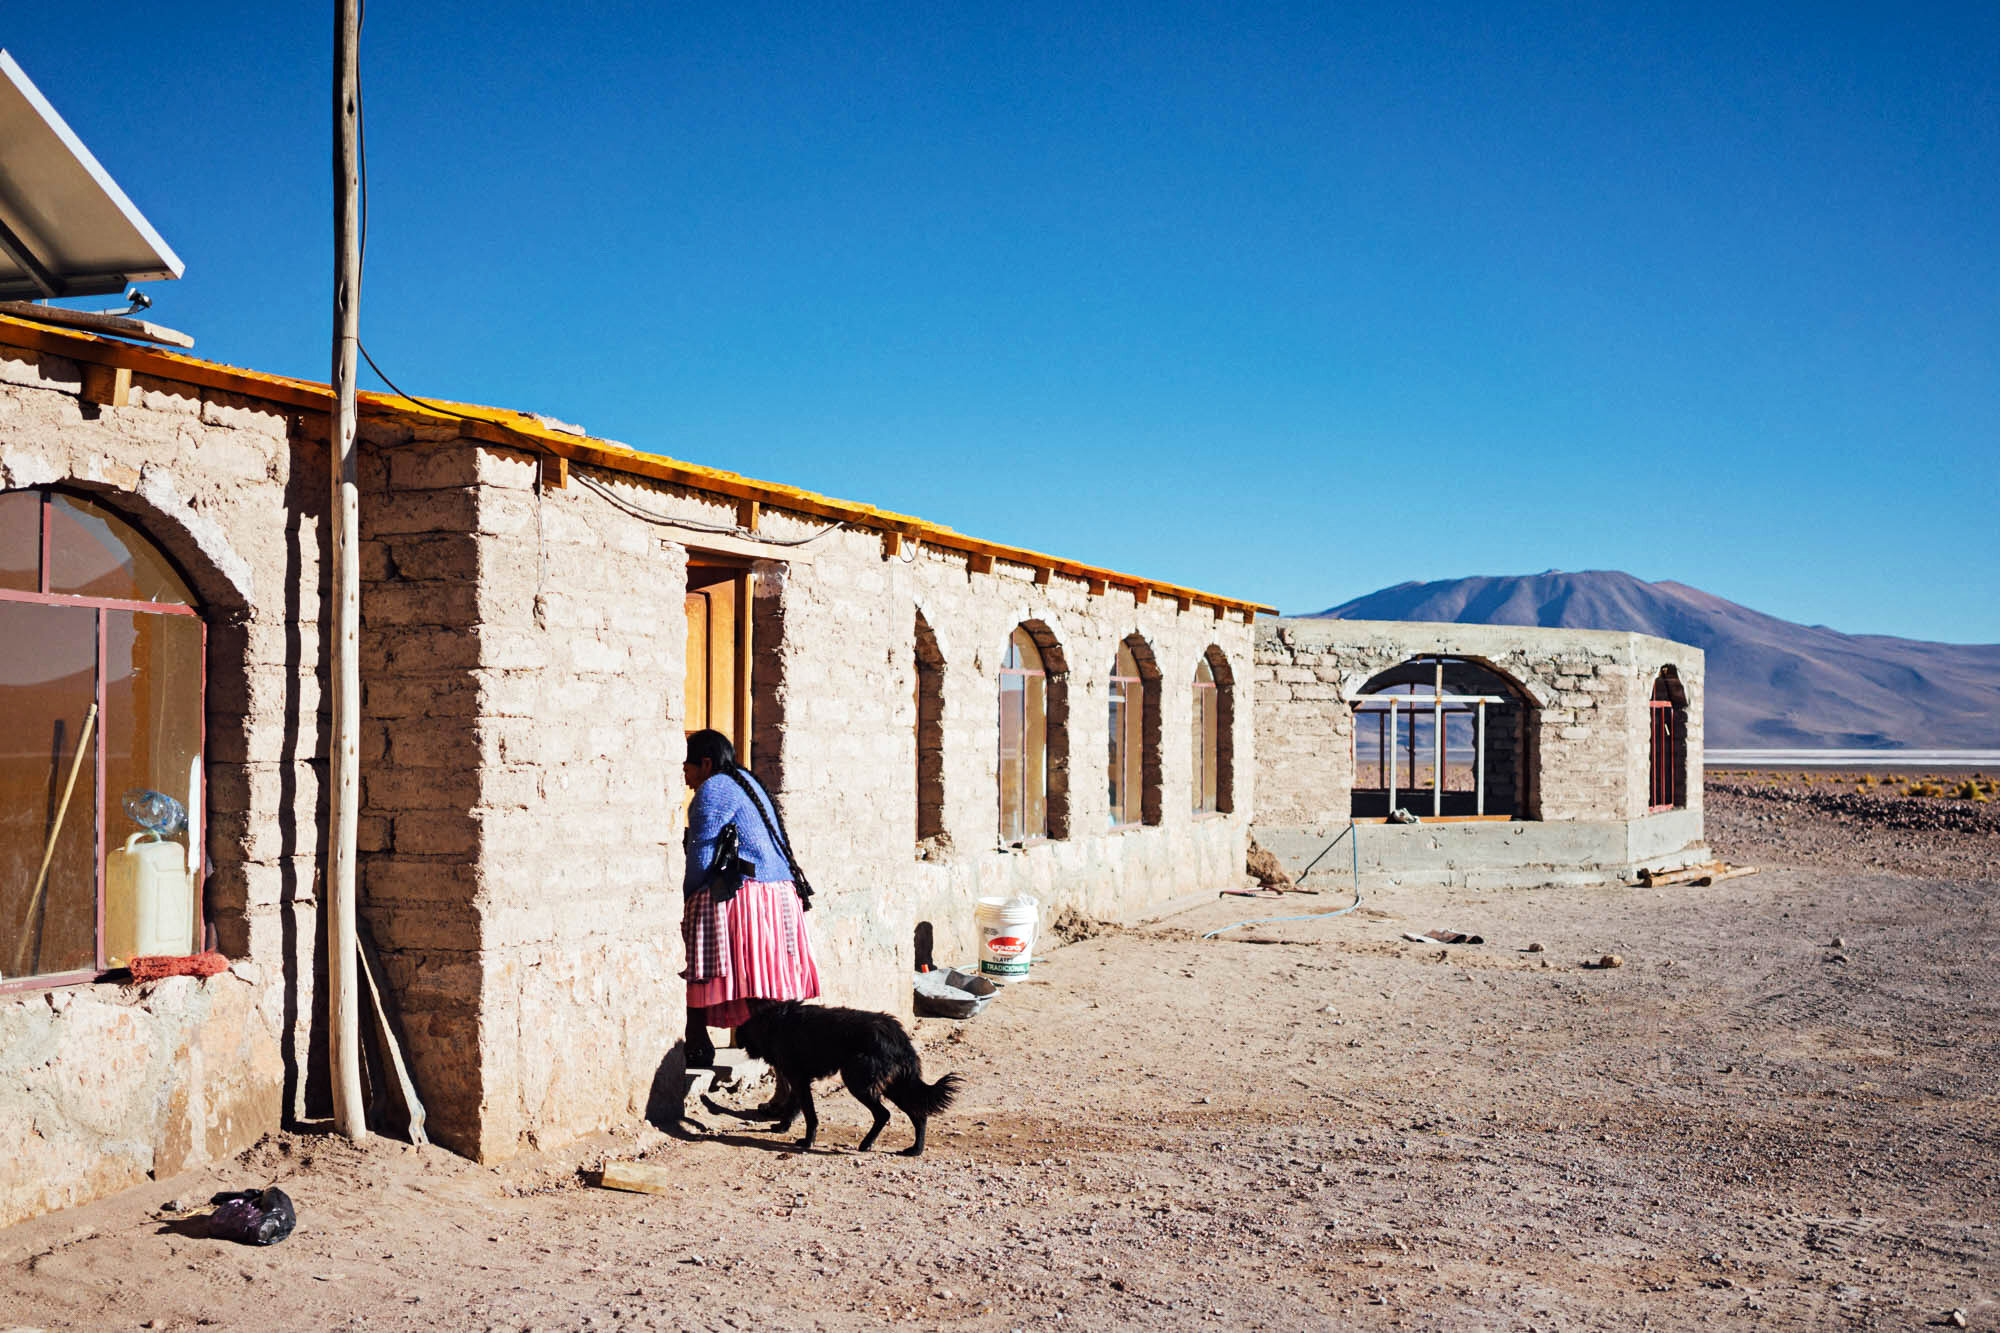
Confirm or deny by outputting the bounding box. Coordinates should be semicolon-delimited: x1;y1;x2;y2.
0;311;1276;616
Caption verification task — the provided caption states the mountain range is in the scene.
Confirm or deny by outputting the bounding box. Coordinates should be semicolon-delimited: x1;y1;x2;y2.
1306;571;2000;749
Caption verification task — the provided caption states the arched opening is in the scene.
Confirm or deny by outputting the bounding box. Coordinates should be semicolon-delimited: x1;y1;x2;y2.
1194;646;1235;814
1;488;207;989
998;621;1069;843
1648;667;1688;811
914;611;945;844
1351;655;1534;820
1107;635;1160;827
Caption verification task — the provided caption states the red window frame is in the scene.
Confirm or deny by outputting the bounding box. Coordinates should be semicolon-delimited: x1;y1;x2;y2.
0;489;206;994
1647;676;1685;813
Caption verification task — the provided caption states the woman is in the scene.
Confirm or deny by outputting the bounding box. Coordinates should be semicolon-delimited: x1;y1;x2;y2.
681;729;820;1067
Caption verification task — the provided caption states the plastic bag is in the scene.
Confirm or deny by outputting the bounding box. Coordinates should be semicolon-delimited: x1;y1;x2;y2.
208;1186;296;1246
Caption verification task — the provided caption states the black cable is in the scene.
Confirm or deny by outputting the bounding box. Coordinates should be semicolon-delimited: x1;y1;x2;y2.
574;472;846;548
357;340;496;424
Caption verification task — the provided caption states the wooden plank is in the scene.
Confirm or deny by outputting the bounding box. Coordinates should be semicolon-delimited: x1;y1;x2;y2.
968;553;994;574
881;531;903;559
539;452;568;489
0;300;195;348
1087;578;1107;597
1212;602;1225;620
79;362;131;407
600;1161;677;1196
1132;586;1149;605
1033;566;1052;586
736;498;760;531
355;924;429;1145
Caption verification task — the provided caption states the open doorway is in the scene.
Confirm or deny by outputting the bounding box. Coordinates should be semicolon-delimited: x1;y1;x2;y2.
685;562;752;764
1351;655;1535;820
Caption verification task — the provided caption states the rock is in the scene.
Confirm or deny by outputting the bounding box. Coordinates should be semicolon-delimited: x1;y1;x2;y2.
1826;954;1850;965
1946;1311;1968;1329
1523;942;1545;953
1831;936;1846;948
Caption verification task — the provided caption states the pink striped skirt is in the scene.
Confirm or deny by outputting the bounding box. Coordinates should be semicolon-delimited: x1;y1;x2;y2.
684;879;820;1030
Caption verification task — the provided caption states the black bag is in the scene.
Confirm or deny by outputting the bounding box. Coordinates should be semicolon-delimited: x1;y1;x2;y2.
208;1186;296;1246
724;769;815;910
691;822;755;903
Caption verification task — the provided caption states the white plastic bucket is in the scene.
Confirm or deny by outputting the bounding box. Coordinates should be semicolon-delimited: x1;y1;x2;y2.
976;895;1039;980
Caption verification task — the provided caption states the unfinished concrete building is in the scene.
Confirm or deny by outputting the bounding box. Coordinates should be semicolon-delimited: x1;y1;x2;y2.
0;314;1264;1225
1252;618;1706;888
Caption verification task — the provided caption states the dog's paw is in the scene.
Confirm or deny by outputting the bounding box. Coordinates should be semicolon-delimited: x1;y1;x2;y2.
897;1145;924;1157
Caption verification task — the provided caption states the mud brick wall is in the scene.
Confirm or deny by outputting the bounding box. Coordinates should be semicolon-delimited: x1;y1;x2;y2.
0;347;315;1227
354;438;686;1161
345;440;1256;1157
1253;619;1704;826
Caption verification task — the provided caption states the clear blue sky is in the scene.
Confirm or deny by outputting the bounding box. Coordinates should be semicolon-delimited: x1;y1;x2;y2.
10;4;1996;640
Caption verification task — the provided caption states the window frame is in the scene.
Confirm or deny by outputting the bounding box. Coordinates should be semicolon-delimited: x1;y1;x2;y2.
998;627;1048;845
1647;669;1688;813
0;488;206;994
1193;657;1219;815
1107;644;1144;828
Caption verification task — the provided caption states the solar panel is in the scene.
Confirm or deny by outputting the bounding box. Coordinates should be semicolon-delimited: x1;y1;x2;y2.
0;50;184;301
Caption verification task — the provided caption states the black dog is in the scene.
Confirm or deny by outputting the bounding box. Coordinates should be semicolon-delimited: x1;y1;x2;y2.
702;1001;961;1156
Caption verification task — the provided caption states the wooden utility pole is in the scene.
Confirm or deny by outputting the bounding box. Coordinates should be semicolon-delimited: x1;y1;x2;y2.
328;0;367;1141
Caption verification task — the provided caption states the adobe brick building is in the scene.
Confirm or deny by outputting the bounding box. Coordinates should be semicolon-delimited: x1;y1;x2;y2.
0;314;1262;1222
1252;618;1707;888
0;313;1709;1228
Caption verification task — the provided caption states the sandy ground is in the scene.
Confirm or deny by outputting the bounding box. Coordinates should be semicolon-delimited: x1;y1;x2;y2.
4;789;1997;1331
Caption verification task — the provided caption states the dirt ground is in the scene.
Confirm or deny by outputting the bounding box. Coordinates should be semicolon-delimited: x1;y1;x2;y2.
4;786;1997;1331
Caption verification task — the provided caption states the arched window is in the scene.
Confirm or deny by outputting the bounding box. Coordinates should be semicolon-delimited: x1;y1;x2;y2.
998;626;1047;843
1351;655;1533;820
1;489;205;989
1194;646;1235;814
1649;668;1688;811
1193;658;1219;813
1108;643;1143;826
914;612;945;844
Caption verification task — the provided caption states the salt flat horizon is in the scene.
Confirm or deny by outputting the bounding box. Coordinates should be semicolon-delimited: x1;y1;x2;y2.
1707;748;2000;769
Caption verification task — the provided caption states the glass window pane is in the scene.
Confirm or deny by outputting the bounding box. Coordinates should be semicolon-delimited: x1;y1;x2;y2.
1023;673;1046;838
0;601;100;979
48;493;193;606
0;490;39;592
1107;686;1126;824
999;676;1023;841
1202;685;1219;809
103;610;203;964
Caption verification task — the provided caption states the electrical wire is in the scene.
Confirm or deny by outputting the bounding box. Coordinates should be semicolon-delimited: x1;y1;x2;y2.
574;471;847;548
1203;823;1363;939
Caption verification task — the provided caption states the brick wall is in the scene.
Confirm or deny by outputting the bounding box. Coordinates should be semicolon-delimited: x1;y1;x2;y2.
0;348;312;1226
1254;619;1705;828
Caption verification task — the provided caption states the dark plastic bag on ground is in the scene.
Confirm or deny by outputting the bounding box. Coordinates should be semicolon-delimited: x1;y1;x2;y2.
208;1187;296;1245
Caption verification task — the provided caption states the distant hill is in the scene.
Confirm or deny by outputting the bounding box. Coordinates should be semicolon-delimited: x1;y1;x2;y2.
1307;571;2000;749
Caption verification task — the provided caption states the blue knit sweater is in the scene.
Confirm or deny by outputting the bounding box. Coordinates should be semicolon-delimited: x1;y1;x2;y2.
683;768;789;891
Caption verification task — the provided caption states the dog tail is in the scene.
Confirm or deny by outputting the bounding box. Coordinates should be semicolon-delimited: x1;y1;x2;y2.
895;1071;963;1117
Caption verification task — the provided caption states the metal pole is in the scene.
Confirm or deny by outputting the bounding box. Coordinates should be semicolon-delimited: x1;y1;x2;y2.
1386;699;1398;813
1475;699;1486;816
1432;662;1443;819
328;0;367;1142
